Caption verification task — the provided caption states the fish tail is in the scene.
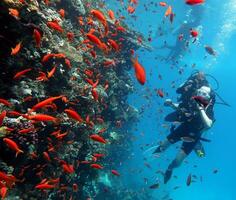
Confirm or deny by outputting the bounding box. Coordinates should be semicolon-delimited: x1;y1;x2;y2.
16;149;24;157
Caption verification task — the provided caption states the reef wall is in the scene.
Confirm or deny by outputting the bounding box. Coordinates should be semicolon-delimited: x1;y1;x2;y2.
0;0;147;199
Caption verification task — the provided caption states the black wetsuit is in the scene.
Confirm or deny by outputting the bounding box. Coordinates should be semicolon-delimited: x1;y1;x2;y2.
167;99;214;155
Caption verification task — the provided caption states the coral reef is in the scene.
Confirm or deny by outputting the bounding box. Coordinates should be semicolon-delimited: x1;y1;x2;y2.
0;0;148;199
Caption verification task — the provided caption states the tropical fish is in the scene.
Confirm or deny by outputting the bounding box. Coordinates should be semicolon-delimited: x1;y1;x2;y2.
62;163;74;174
0;111;6;126
157;89;164;98
190;29;198;37
33;29;42;48
108;10;115;20
13;68;32;79
11;42;22;55
47;66;56;78
31;96;62;111
205;45;217;56
165;6;172;17
90;164;103;169
35;183;55;190
0;187;8;200
90;134;107;144
27;114;58;122
127;6;135;14
3;138;24;157
111;170;120;176
159;2;167;7
186;174;192;186
8;8;19;19
186;0;205;5
47;21;64;33
64;109;83;123
58;9;65;18
131;57;146;85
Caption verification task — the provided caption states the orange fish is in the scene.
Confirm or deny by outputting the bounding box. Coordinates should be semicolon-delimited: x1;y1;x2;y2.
0;110;6;126
131;57;146;85
90;134;107;144
58;9;65;18
33;29;42;48
31;96;62;111
0;187;7;200
0;98;12;107
127;6;135;14
86;33;103;47
165;6;172;17
35;183;55;190
91;89;99;101
64;109;83;123
107;39;119;51
47;21;63;33
13;68;32;79
90;9;108;35
27;114;58;122
159;2;167;7
43;151;51;162
18;127;35;134
62;163;74;174
47;66;56;78
3;138;24;157
8;8;19;19
108;10;115;20
11;42;22;55
90;163;103;169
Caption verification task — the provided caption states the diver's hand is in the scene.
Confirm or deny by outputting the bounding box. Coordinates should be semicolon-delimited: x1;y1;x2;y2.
164;99;173;107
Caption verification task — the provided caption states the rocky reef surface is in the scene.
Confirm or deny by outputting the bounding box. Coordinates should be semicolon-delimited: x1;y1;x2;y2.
0;0;148;199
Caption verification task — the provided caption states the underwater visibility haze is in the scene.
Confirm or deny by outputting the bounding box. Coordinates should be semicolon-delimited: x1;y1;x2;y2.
0;0;235;199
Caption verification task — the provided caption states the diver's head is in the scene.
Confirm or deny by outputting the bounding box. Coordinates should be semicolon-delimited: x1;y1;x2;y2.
196;86;211;101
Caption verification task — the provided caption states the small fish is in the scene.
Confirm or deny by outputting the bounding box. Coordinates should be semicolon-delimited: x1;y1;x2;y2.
47;66;56;78
0;99;12;107
35;183;55;190
11;42;22;55
90;134;107;144
47;21;64;33
149;183;160;189
8;8;19;19
31;96;62;111
186;174;192;186
159;2;167;7
157;89;164;98
108;10;115;20
58;9;65;18
205;45;217;56
213;169;218;174
0;110;6;126
13;68;32;79
190;29;198;37
127;6;135;14
186;0;204;5
3;138;24;157
33;29;42;48
0;187;8;200
165;6;172;17
111;170;120;176
62;163;74;174
90;163;103;169
27;114;58;122
131;56;146;85
67;32;74;42
64;109;83;123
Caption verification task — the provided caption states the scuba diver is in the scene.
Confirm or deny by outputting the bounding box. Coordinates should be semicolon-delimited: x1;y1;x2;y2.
157;5;205;62
153;71;216;184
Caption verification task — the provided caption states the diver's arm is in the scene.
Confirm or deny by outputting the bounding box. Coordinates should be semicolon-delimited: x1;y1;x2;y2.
198;106;213;128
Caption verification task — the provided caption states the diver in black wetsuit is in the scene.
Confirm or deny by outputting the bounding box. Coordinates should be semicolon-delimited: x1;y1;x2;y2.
162;5;205;62
153;71;215;184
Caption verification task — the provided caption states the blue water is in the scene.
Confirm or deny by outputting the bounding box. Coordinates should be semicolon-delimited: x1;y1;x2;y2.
106;0;236;199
